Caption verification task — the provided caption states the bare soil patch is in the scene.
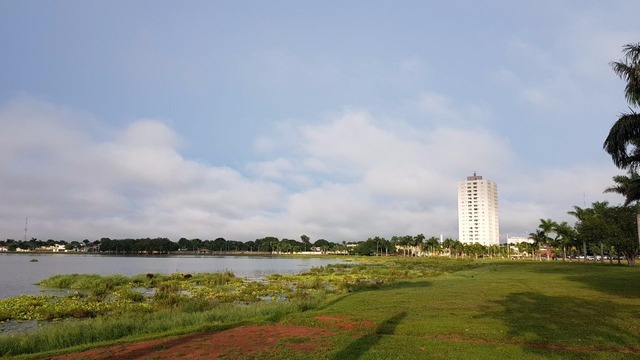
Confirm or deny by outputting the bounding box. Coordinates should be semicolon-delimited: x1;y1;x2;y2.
47;324;335;360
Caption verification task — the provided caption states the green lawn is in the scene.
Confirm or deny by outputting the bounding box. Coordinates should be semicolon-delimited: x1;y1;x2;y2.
277;259;640;359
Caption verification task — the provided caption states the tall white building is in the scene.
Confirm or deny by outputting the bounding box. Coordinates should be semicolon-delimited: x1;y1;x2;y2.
457;173;499;246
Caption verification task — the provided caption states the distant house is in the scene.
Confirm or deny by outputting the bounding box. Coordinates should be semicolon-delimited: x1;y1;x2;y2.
35;245;67;252
0;246;7;252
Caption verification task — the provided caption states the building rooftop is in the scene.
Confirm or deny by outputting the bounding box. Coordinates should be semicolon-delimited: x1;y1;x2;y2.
466;172;483;181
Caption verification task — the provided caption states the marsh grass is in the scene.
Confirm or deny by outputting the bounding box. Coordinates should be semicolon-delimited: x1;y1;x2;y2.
0;299;320;358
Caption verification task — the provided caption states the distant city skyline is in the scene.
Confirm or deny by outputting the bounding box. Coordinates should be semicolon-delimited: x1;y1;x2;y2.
0;1;638;242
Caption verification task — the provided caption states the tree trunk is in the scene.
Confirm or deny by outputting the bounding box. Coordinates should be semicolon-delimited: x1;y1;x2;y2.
600;242;604;263
563;246;566;262
546;242;550;261
637;212;640;265
637;212;640;249
583;241;587;263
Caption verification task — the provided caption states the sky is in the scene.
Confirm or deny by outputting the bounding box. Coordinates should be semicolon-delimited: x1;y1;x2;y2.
1;0;639;243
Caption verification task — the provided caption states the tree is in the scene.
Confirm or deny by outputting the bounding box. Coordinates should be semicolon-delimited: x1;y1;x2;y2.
605;170;640;251
554;221;576;261
603;43;640;262
300;234;310;251
574;203;638;265
451;240;464;259
256;237;280;252
538;218;558;260
605;170;640;205
279;242;292;254
607;206;639;265
516;241;534;258
366;236;384;256
528;230;546;260
567;203;610;261
442;238;456;257
354;238;378;256
603;43;640;169
391;235;408;256
423;236;441;256
411;234;425;256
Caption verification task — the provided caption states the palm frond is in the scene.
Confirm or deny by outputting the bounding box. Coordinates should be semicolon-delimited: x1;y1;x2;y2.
603;111;640;168
611;43;640;106
621;43;640;64
603;170;640;206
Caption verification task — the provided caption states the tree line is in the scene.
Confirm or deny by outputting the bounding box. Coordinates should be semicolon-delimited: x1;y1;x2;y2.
0;235;345;255
526;201;638;265
515;43;640;266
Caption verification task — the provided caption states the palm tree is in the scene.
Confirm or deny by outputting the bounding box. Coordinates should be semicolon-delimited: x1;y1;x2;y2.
569;202;612;262
605;170;640;205
554;221;576;261
422;236;440;256
451;240;464;259
603;43;640;169
568;205;591;261
611;43;640;106
528;230;546;261
412;234;425;257
442;238;455;258
538;218;558;260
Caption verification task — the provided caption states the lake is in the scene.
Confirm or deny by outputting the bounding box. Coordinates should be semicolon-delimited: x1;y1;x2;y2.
0;253;345;299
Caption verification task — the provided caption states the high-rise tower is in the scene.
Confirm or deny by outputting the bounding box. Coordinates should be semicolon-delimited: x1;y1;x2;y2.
457;173;499;245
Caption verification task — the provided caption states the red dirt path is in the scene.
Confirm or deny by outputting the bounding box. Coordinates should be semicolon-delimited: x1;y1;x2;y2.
46;316;374;360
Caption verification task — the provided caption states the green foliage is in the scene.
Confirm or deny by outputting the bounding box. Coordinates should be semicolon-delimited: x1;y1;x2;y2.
0;294;152;321
37;274;130;291
572;202;639;264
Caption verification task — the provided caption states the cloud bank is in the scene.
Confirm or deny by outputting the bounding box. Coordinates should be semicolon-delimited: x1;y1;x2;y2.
0;96;621;242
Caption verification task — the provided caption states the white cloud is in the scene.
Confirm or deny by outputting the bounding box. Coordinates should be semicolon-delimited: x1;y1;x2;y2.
0;96;624;243
0;97;286;241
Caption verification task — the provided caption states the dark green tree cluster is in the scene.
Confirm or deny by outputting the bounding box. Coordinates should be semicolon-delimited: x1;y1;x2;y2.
352;236;394;256
2;235;346;254
176;237;248;252
524;201;638;265
99;238;178;254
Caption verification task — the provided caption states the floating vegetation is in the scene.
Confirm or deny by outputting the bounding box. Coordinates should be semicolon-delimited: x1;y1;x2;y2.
30;258;38;263
0;258;475;323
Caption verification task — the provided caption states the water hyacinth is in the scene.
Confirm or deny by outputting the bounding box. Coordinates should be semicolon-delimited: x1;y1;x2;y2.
0;259;453;322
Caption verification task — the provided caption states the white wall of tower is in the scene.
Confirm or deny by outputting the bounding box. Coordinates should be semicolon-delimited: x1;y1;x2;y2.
457;175;500;246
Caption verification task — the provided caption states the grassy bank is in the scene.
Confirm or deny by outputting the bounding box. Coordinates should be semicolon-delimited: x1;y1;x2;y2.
2;258;640;358
280;260;640;359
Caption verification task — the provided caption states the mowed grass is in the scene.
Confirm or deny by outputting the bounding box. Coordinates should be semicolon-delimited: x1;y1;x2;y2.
277;259;640;359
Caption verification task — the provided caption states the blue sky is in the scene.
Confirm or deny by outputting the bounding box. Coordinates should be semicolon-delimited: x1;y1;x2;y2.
1;1;638;242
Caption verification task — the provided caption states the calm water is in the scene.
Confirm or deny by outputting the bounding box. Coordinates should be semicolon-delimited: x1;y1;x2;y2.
0;253;344;299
